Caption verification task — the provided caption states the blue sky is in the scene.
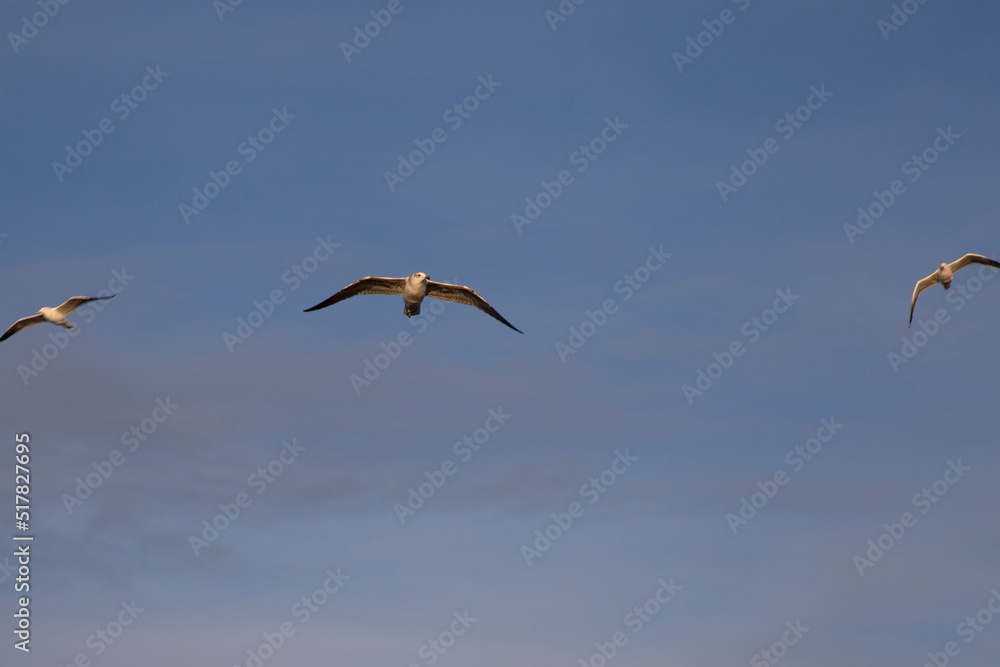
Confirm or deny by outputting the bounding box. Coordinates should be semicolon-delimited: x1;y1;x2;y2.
2;1;1000;665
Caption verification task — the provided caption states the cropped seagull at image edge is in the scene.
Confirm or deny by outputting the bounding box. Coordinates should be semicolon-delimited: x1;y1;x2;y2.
0;295;115;342
305;273;523;333
909;254;1000;326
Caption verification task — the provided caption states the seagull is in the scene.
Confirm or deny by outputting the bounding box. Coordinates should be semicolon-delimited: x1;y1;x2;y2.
305;273;523;333
909;254;1000;326
1;295;115;342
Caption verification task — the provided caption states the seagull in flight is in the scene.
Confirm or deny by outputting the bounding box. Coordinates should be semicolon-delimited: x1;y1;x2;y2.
1;295;115;342
305;273;523;333
909;254;1000;326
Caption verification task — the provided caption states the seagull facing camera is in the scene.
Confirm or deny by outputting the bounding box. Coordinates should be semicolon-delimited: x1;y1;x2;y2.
909;254;1000;326
305;273;522;333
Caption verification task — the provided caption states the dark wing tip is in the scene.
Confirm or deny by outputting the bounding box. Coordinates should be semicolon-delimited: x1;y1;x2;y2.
1;318;29;342
487;308;523;334
304;291;351;312
959;254;1000;270
303;300;330;313
303;290;351;312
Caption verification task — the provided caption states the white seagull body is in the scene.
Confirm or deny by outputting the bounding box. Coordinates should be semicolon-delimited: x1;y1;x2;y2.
305;273;523;333
1;295;115;342
909;254;1000;326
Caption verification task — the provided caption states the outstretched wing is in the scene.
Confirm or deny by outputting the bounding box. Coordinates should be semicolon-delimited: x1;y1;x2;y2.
54;295;114;317
909;274;939;327
304;277;406;312
425;280;523;333
0;315;46;342
948;253;1000;273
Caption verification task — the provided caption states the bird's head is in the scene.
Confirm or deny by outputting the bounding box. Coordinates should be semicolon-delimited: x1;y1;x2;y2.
412;272;429;283
940;263;948;270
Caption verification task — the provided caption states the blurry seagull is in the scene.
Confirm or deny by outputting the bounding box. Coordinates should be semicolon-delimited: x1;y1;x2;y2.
305;273;523;333
1;295;115;342
909;254;1000;326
